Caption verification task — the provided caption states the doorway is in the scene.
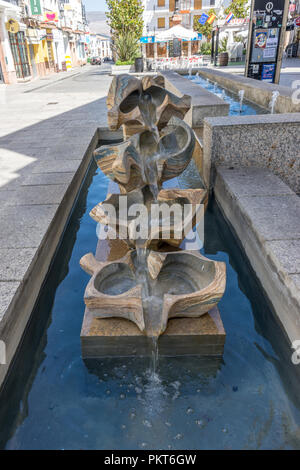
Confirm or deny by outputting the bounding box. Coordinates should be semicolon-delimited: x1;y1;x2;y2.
8;31;31;79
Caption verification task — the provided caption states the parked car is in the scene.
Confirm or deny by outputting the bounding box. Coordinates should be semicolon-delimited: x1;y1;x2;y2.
90;57;102;65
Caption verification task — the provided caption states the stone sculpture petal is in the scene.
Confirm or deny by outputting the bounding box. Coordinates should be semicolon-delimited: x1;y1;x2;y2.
80;250;226;337
90;187;207;250
94;117;195;193
80;252;145;332
106;74;191;134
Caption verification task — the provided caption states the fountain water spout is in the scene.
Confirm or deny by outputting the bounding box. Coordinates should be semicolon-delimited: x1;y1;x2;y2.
269;91;279;114
238;89;245;113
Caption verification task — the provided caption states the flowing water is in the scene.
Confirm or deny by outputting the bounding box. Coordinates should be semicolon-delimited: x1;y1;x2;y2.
0;160;300;450
269;90;280;114
186;74;268;116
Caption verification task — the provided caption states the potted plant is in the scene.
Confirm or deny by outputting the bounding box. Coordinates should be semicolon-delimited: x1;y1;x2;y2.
112;32;140;74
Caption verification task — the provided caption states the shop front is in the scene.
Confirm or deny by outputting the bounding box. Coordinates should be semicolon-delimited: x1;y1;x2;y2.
7;24;31;80
141;26;201;60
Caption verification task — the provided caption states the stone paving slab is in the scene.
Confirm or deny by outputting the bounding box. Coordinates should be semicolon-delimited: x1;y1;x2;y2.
290;274;300;290
214;165;300;344
0;184;69;206
0;282;20;323
264;240;300;275
21;172;75;187
31;159;83;174
214;167;294;197
0;248;37;281
0;204;59;249
238;195;300;241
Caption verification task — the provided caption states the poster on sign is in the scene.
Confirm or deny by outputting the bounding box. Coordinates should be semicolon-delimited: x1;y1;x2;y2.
262;63;276;81
255;30;268;48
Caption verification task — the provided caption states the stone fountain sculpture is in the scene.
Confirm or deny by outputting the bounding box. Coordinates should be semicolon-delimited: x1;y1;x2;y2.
80;74;226;340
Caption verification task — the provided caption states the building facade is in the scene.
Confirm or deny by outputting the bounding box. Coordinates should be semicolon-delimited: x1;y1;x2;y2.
0;0;88;84
88;33;112;59
141;0;224;57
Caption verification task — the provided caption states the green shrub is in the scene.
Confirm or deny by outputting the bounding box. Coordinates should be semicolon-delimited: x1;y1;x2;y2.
219;37;228;53
113;32;140;62
115;60;135;66
199;42;211;55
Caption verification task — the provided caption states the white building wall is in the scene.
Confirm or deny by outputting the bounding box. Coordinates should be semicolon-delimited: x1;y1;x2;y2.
0;0;24;83
142;0;226;35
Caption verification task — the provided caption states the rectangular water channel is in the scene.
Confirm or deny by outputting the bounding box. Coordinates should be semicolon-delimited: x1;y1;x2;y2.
185;74;268;116
0;143;299;450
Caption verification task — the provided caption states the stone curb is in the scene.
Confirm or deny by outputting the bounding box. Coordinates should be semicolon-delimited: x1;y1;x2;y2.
214;165;300;344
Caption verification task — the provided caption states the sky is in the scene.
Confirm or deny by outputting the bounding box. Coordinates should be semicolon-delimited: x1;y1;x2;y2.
83;0;107;12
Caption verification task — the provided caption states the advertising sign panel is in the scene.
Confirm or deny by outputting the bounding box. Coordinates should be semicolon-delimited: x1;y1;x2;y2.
245;0;289;83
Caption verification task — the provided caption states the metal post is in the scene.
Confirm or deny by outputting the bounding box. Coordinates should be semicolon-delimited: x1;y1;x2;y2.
211;29;215;64
244;0;255;78
274;0;290;84
214;26;219;66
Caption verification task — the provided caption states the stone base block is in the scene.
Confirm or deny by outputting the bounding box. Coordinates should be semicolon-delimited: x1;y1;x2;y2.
81;306;226;358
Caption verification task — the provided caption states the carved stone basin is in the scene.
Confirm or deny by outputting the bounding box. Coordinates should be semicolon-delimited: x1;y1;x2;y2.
94;117;195;194
90;187;207;249
80;250;226;337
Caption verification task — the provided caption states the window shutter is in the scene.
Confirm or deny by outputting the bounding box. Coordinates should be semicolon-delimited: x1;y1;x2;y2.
194;0;202;9
169;0;175;12
157;17;166;28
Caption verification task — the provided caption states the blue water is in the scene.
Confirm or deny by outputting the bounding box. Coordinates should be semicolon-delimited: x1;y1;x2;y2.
0;159;299;450
185;74;268;116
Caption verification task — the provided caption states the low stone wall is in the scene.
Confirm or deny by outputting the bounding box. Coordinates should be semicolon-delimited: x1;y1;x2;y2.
203;113;300;193
197;68;300;114
215;166;300;345
111;64;135;75
161;71;229;128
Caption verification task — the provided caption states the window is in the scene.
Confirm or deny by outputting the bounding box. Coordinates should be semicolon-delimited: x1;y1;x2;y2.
194;0;202;9
157;17;165;28
157;0;165;6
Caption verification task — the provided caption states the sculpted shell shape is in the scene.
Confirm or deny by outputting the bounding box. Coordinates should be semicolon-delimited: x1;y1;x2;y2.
90;187;208;250
94;117;195;193
80;250;226;337
106;74;191;132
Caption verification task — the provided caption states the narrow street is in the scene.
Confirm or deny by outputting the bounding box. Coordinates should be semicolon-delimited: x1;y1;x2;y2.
0;64;112;323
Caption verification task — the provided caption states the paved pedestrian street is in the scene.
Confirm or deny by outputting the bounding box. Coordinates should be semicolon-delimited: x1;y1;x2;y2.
0;64;112;322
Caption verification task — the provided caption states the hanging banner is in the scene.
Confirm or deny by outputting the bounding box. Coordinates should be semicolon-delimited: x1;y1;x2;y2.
30;0;42;16
207;14;216;25
44;12;58;23
198;13;209;25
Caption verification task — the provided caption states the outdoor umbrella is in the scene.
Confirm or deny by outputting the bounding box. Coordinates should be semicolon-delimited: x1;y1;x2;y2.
155;24;198;41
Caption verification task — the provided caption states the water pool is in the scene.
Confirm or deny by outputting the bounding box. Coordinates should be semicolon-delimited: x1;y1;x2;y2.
0;157;299;450
185;74;268;116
